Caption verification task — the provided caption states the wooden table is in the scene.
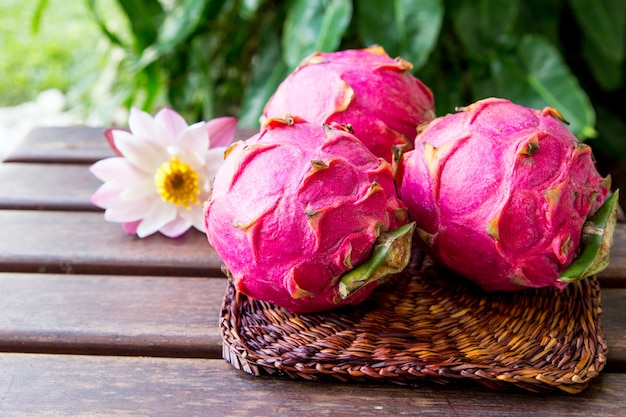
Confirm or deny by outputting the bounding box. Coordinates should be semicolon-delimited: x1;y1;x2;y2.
1;126;626;416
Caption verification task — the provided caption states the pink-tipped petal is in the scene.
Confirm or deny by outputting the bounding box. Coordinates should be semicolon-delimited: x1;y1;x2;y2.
128;107;165;146
155;108;189;145
119;177;157;201
122;221;141;235
206;117;237;148
90;157;143;184
160;216;192;238
136;200;178;238
180;204;205;232
115;130;166;173
104;197;153;223
104;128;125;156
91;182;124;209
177;122;209;155
203;147;227;178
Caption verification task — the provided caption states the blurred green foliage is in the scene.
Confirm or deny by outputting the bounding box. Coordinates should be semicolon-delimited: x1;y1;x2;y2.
0;0;106;107
34;0;626;159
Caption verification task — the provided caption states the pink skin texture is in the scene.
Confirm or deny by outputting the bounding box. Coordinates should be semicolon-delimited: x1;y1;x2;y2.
396;98;611;291
262;45;435;163
205;116;408;313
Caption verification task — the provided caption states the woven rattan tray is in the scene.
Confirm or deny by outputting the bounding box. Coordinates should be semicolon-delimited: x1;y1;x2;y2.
220;249;607;393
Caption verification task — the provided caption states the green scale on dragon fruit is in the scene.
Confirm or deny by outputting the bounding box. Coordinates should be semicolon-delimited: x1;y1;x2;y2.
395;97;618;292
205;116;415;313
262;46;435;164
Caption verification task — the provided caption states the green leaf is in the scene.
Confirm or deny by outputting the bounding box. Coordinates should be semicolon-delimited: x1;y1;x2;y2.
136;0;214;70
239;27;290;128
518;0;562;45
314;0;352;52
356;0;399;52
479;0;518;47
569;0;625;62
240;0;264;20
559;190;620;282
85;0;127;47
582;37;623;92
118;0;165;51
282;0;352;69
594;105;626;160
357;0;443;69
338;222;416;299
453;0;517;61
30;0;48;33
491;34;596;140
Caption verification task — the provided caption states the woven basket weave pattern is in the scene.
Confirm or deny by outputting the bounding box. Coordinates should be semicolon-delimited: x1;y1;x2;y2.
220;250;607;393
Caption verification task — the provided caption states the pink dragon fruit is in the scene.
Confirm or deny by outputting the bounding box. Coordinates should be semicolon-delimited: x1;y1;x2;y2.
261;45;435;163
395;97;617;292
205;116;414;313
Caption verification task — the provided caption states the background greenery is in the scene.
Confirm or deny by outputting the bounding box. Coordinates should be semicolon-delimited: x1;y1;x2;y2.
14;0;626;162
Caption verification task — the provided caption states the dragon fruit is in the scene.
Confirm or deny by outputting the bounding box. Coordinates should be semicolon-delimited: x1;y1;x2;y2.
205;116;414;313
261;45;435;163
395;97;617;292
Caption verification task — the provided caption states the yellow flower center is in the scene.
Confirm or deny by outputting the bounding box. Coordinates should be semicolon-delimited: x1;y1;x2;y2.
154;156;200;208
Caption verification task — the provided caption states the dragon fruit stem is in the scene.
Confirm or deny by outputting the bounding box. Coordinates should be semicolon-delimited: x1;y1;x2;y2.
338;222;416;299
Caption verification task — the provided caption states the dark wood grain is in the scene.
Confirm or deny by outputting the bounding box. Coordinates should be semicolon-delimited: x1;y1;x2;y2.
2;125;259;163
0;271;624;372
0;211;223;276
600;289;626;372
3;126;113;163
0;273;225;357
1;208;623;282
1;124;625;416
0;163;101;210
0;353;624;417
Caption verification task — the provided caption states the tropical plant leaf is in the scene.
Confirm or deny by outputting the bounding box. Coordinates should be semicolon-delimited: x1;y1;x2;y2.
135;0;215;70
85;0;127;47
518;0;562;44
315;0;353;52
491;34;596;140
239;26;290;127
357;0;442;69
569;0;625;62
240;0;264;20
582;37;623;92
594;105;626;160
452;0;517;61
282;0;352;69
118;0;164;51
30;0;48;33
478;0;518;47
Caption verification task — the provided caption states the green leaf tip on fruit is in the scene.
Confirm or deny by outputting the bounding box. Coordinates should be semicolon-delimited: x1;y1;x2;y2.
338;222;416;299
559;189;620;283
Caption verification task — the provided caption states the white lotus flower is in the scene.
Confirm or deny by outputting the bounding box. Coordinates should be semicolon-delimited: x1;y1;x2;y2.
90;107;236;238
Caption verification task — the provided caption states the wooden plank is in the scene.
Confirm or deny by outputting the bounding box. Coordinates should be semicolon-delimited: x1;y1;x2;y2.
0;208;623;282
3;126;112;163
0;273;225;358
0;353;623;417
0;163;101;211
3;126;259;163
600;289;626;372
0;211;223;276
0;270;624;372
